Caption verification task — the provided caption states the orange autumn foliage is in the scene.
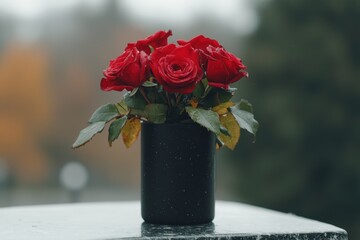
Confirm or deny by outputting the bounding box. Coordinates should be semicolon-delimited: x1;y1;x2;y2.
0;45;52;184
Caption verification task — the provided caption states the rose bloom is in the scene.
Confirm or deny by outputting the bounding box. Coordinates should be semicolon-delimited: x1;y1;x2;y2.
150;44;203;94
101;47;148;91
178;35;221;67
178;35;221;55
205;46;248;89
126;30;172;55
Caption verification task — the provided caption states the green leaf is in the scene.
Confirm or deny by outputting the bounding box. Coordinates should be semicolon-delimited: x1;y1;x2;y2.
192;81;205;98
129;88;138;96
72;121;106;148
218;89;234;103
200;88;234;108
203;86;212;98
89;104;119;123
239;99;254;113
108;116;127;146
185;107;221;134
115;100;129;115
124;91;147;110
142;81;158;87
130;109;146;117
230;103;259;136
147;92;156;103
198;78;210;98
144;104;168;123
149;45;155;53
202;78;209;86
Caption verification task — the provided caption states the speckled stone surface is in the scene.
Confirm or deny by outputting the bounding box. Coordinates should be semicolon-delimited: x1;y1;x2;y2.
0;201;347;240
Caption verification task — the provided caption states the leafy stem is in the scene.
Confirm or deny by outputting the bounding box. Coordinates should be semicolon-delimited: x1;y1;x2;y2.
139;87;151;104
166;92;171;107
175;93;183;106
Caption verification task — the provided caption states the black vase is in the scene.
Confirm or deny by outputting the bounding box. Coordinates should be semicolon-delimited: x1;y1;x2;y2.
141;122;216;225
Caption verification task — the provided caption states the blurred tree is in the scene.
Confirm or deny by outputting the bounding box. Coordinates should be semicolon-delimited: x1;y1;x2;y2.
0;46;52;184
223;0;360;238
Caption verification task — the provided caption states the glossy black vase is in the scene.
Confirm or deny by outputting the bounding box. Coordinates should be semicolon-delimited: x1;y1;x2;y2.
141;122;216;225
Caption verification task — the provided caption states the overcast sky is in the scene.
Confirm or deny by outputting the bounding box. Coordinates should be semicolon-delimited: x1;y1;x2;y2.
0;0;258;35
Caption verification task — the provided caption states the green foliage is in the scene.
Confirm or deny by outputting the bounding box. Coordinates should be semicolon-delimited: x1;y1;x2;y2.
222;0;360;238
74;48;258;150
124;91;147;110
230;101;259;136
142;81;158;87
74;80;259;149
108;116;127;146
144;104;168;124
88;103;119;123
72;121;106;148
238;99;253;113
129;88;138;96
185;107;221;134
115;100;129;115
192;81;206;98
201;88;234;108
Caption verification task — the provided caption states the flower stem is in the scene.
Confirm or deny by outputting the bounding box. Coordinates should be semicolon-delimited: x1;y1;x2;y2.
160;92;168;105
139;87;151;104
175;93;182;105
166;92;171;106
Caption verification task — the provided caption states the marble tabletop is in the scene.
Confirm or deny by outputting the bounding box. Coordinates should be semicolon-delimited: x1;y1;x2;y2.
0;201;347;240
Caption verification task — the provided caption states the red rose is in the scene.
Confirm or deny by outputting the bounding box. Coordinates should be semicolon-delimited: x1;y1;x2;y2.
150;44;203;94
126;30;172;55
205;46;248;89
178;35;222;67
178;35;221;54
101;47;148;91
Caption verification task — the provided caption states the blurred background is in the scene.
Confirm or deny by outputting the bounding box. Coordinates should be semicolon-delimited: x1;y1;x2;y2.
0;0;359;238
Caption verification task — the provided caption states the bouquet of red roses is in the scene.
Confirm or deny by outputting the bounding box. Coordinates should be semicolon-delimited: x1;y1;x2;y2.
73;30;258;150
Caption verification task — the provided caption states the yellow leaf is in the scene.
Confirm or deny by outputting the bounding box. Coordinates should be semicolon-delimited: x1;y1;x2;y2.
122;118;141;148
216;143;220;150
219;113;240;150
189;99;199;108
212;101;235;115
116;100;129;115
